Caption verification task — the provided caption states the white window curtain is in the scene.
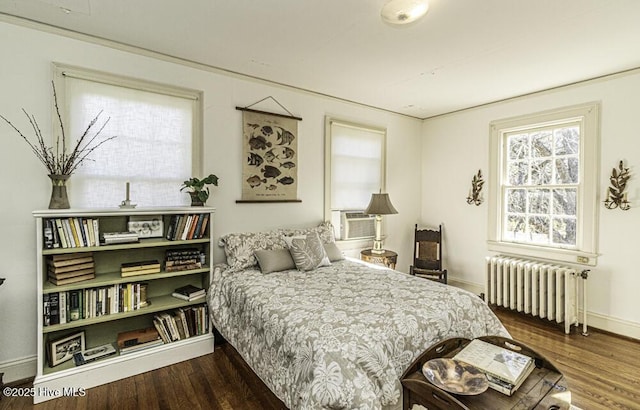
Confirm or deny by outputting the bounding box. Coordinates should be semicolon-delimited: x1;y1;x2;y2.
63;75;198;208
329;121;385;210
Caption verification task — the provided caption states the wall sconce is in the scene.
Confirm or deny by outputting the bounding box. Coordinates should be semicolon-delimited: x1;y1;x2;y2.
604;160;631;210
466;169;484;206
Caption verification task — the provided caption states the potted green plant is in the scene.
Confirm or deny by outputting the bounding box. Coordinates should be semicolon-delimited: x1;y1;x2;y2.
181;174;219;206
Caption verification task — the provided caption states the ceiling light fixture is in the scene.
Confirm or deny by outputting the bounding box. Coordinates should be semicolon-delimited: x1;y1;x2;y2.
381;0;429;25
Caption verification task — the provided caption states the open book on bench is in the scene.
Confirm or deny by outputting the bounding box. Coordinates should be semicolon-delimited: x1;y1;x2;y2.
453;339;535;396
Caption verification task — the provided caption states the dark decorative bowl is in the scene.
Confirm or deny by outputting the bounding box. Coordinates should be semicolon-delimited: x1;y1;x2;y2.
422;358;489;395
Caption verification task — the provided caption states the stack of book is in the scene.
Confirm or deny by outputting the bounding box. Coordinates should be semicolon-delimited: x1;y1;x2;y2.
152;305;209;343
101;231;139;245
165;213;209;241
452;339;536;396
116;327;163;355
47;253;96;285
165;248;202;272
120;260;161;277
172;284;205;301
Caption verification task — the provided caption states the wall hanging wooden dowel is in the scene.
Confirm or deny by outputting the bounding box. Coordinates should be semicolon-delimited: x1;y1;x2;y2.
235;96;302;121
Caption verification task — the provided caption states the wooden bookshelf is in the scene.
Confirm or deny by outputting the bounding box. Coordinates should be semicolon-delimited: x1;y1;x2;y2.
33;207;215;404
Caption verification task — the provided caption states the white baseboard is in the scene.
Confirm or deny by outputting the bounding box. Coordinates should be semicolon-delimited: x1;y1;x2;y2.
0;355;37;383
583;310;640;340
449;276;640;340
448;277;484;296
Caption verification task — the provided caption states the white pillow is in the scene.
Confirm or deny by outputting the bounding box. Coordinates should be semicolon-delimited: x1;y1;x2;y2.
283;232;331;271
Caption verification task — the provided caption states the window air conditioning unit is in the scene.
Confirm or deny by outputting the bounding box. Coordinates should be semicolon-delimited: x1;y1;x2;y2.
340;211;375;240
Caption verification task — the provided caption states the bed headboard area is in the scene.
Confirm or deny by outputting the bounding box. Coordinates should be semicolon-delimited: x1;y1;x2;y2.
218;221;342;273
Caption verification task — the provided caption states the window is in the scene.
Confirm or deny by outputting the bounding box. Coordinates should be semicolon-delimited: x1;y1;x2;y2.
488;103;600;265
324;118;386;241
54;64;202;208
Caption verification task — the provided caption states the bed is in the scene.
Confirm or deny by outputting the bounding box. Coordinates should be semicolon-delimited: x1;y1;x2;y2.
208;223;509;409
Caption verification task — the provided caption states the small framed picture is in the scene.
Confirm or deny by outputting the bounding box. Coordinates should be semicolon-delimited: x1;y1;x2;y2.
48;330;86;367
127;215;164;238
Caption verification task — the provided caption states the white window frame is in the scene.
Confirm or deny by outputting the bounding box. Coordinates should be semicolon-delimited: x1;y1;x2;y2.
52;63;203;207
487;102;600;266
324;117;387;243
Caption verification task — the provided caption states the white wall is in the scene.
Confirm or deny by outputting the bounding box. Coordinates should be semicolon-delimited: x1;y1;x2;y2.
0;20;423;381
422;70;640;339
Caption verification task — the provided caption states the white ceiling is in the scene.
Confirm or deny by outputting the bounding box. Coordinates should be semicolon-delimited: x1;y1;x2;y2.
2;0;640;119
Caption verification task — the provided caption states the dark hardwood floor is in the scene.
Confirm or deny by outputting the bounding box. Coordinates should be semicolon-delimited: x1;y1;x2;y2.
2;309;638;409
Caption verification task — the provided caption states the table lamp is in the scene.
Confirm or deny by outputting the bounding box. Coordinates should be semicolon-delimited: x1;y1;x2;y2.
365;192;398;254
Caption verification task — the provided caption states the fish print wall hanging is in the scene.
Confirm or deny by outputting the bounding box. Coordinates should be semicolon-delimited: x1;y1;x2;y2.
237;107;301;202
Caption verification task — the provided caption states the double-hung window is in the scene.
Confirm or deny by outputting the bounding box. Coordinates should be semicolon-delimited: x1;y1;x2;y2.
54;64;202;208
488;103;600;265
324;118;386;241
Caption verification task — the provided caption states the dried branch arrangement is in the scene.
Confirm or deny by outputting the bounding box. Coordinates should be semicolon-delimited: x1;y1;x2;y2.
0;81;117;175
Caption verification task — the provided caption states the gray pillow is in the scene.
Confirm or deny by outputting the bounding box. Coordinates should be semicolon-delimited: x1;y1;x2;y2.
254;249;296;274
219;229;288;272
323;242;345;262
284;232;331;271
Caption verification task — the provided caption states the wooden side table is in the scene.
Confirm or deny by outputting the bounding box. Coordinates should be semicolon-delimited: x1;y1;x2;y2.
360;249;397;269
401;336;571;410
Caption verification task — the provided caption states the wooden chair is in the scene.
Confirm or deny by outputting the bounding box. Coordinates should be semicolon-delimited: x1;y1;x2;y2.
410;224;447;284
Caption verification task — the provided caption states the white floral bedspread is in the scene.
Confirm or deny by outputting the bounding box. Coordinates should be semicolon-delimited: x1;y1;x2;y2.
208;259;509;410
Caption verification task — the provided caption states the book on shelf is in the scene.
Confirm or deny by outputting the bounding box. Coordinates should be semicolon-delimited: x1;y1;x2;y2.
50;252;94;262
120;260;161;277
53;219;68;248
117;327;161;349
48;261;95;274
59;291;67;324
171;292;205;302
48;273;96;286
45;218;101;248
120;260;161;272
101;231;139;245
43;293;51;326
44;220;55;249
173;284;205;299
48;292;60;325
68;290;81;321
74;218;86;247
165;258;199;266
154;317;173;344
165;213;209;241
73;343;117;366
43;282;150;326
452;339;535;395
121;267;161;277
165;248;204;271
165;262;202;272
48;254;94;268
152;305;208;344
119;338;164;354
49;267;96;280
